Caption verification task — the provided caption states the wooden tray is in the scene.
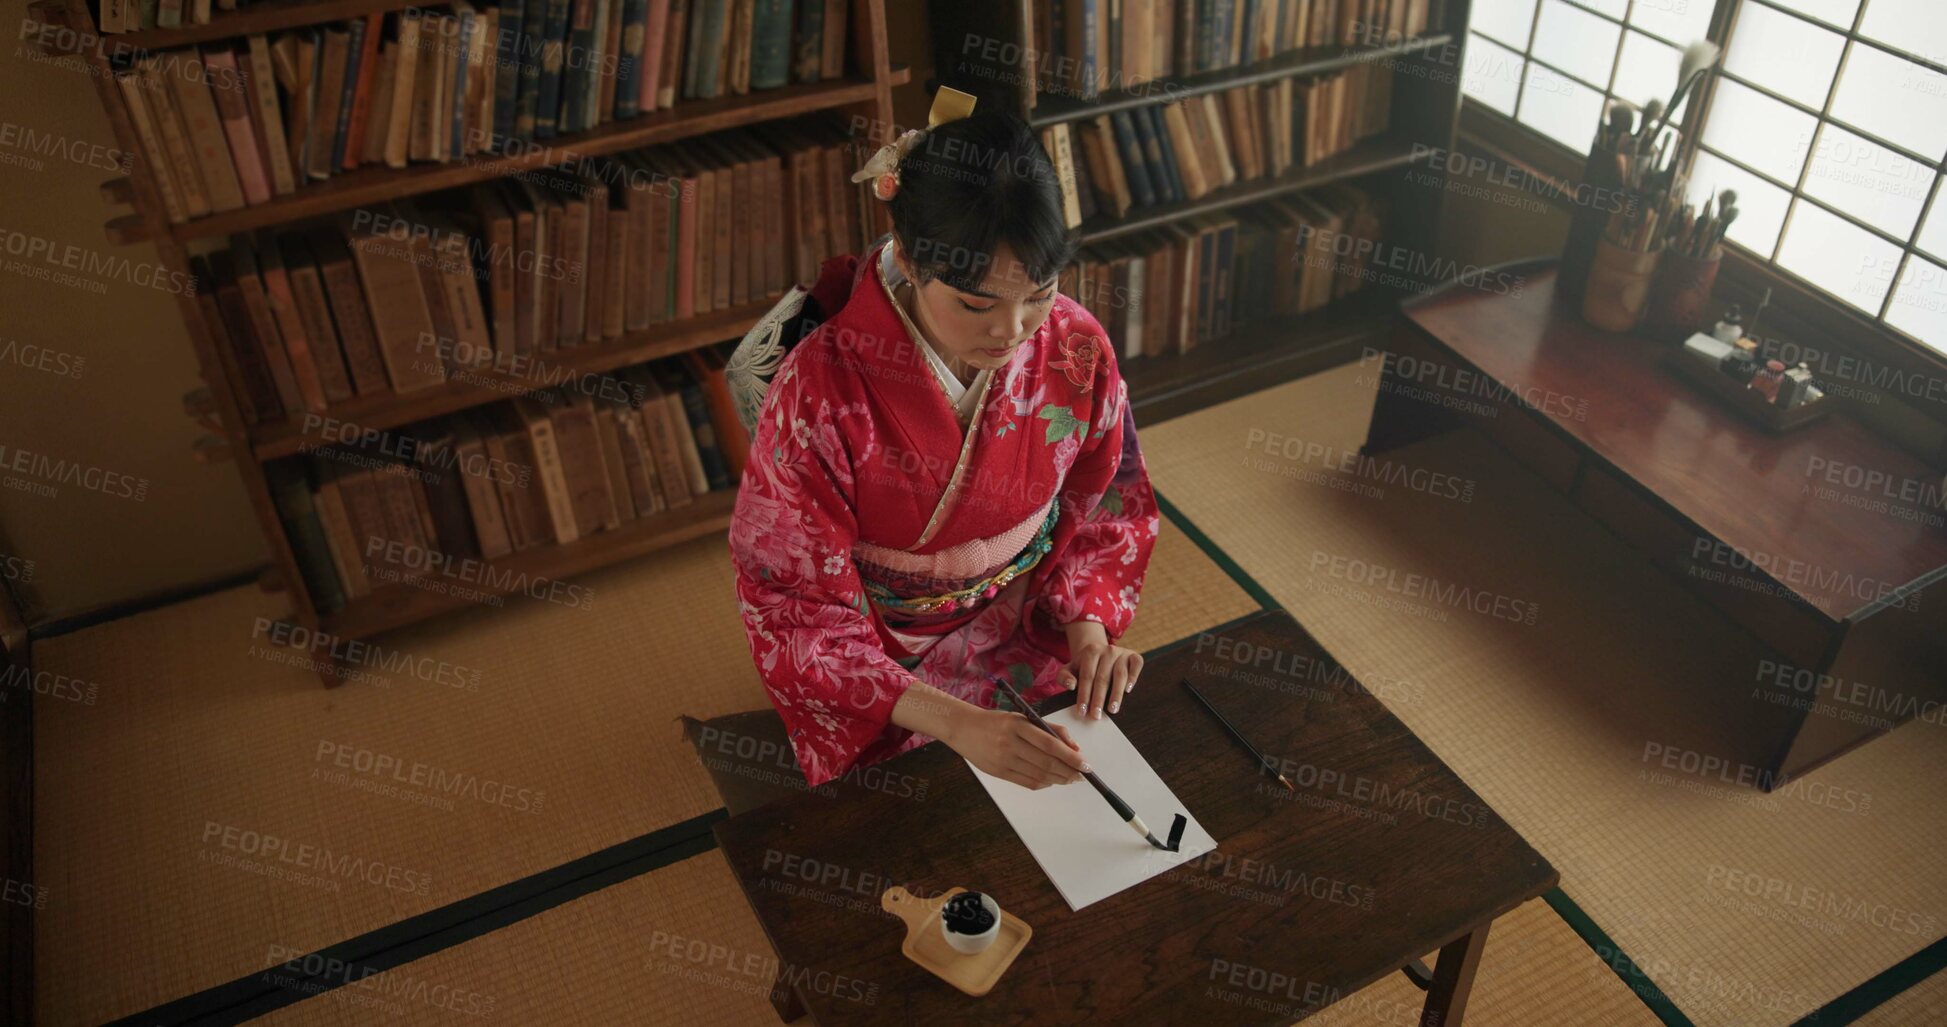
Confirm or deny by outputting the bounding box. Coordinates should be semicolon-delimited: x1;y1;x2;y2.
1663;349;1831;432
881;886;1032;997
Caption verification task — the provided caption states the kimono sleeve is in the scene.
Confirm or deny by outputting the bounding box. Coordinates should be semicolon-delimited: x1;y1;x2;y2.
1032;323;1160;645
728;360;917;787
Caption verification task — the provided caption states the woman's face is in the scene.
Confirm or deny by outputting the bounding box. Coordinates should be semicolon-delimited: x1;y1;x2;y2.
895;240;1060;373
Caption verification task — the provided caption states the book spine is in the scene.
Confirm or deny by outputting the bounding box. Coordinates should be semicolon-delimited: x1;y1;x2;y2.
749;0;791;89
1108;110;1155;208
792;0;821;84
342;13;383;169
640;0;669;110
615;0;647;117
168;53;247;211
562;0;595;130
202;50;272;206
269;464;347;612
451;8;475;156
332;19;366;171
536;0;572;137
524;410;581;543
518;0;550;140
243;37;298;194
494;0;525;142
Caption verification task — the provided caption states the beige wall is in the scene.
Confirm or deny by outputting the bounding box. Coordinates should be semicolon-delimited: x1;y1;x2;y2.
0;33;264;625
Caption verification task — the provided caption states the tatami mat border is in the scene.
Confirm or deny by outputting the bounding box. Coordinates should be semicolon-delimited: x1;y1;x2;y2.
1790;936;1947;1027
1154;490;1280;610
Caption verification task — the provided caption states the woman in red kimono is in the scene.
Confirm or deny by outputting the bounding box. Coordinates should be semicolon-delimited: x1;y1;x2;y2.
727;105;1159;791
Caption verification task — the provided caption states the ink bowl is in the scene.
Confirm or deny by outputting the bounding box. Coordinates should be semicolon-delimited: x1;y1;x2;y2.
939;891;1001;954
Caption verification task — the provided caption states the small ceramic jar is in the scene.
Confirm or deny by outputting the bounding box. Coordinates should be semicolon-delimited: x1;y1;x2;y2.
940;892;1001;955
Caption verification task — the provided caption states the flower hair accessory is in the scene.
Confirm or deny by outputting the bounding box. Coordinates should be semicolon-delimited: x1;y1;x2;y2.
849;86;979;202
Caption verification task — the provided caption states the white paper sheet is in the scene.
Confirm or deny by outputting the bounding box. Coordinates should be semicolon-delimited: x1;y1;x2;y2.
967;706;1219;910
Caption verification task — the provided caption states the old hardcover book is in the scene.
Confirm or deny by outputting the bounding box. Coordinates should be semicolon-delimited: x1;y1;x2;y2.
268;463;345;614
593;398;635;523
511;397;581;543
241;36;298;194
606;391;664;515
307;228;392;395
115;72;188;223
193;254;274;422
384;14;421;167
277;235;356;403
222;241;305;413
311;461;373;598
165;51;246;211
202;49;271;205
552;393;619;535
484;407;551;550
343;213;448;392
248;233;329;412
468;185;518;358
409;425;484;557
308;27;350;179
627;367;694;508
452;414;515;558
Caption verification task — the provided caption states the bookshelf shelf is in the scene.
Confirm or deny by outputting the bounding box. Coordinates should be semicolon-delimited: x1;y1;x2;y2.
161;70;911;242
101;0;452;51
1027;33;1455;128
318;487;737;638
1077;134;1421;245
252;295;787;459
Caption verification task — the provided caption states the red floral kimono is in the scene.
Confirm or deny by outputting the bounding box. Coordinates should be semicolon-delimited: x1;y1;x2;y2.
728;241;1159;786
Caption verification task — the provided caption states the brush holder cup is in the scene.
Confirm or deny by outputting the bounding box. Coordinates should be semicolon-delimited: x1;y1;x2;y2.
1583;241;1663;333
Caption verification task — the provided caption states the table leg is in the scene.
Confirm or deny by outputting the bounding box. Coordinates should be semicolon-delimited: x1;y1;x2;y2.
769;974;806;1023
1360;338;1462;457
1418;921;1490;1027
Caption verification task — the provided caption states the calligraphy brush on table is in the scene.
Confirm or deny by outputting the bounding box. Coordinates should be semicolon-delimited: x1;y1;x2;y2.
990;676;1187;852
1180;680;1295;791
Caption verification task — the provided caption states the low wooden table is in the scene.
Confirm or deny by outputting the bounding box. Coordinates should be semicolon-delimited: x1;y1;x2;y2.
714;609;1557;1025
1364;261;1947;784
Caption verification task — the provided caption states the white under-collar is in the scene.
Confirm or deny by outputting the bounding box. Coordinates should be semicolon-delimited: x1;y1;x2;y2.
881;245;990;425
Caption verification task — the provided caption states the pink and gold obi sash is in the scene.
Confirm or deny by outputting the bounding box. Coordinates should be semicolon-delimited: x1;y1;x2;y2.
855;496;1060;622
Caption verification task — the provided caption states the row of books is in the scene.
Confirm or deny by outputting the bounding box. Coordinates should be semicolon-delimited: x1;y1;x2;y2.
1032;0;1446;101
1039;67;1387;224
1063;183;1382;356
112;0;853;221
267;351;748;613
189;118;882;426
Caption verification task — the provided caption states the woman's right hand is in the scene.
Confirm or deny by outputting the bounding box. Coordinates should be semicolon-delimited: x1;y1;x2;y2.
950;707;1088;790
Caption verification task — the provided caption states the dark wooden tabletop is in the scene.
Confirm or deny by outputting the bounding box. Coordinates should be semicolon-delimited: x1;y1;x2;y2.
713;609;1557;1025
1403;268;1947;624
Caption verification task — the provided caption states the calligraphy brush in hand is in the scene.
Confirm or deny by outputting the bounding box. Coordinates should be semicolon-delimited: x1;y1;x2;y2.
991;676;1187;852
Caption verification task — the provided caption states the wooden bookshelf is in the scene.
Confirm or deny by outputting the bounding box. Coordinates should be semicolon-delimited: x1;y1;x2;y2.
54;0;904;683
932;0;1475;421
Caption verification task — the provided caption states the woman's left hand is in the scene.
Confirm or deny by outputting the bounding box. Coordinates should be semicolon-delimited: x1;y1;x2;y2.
1061;620;1143;720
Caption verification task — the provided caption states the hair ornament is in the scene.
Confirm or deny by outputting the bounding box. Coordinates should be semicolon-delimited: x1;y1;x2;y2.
849;86;980;202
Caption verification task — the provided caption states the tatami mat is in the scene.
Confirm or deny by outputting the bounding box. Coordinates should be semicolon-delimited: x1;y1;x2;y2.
34;509;1249;1024
252;850;780;1027
1143;363;1947;1027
